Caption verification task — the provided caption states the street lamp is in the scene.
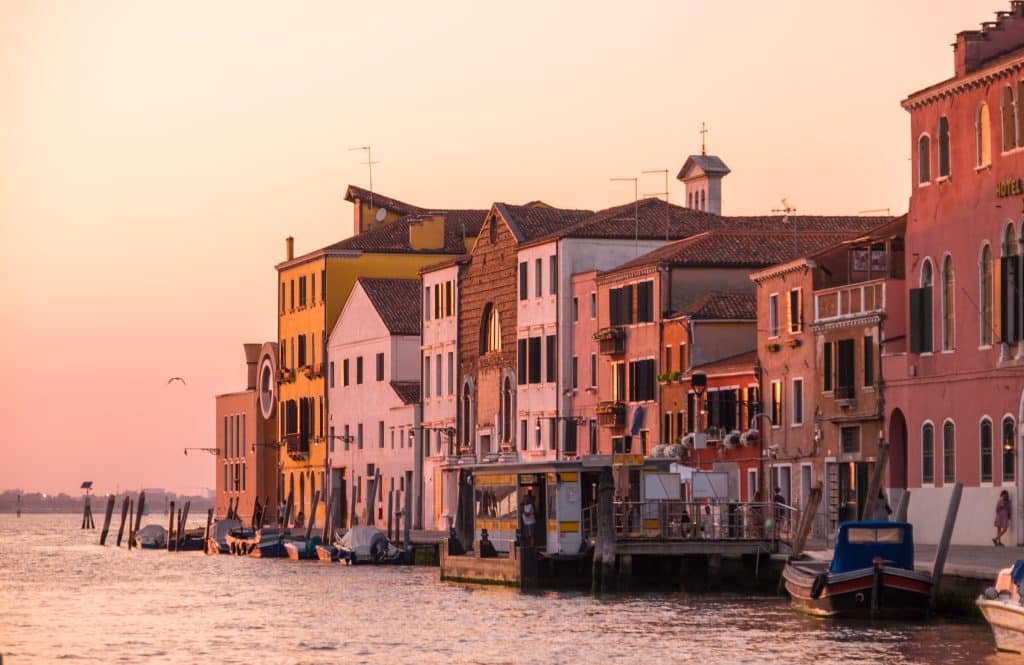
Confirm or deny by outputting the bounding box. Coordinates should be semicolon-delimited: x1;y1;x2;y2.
184;447;219;456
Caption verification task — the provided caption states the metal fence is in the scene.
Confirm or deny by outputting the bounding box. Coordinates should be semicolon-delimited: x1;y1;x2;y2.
583;501;800;543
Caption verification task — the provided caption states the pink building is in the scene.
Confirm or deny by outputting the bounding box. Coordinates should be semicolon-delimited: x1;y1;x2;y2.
569;271;600;456
884;4;1024;545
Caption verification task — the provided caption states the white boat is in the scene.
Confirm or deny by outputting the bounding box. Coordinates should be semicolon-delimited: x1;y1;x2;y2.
978;563;1024;654
336;525;404;564
134;524;167;549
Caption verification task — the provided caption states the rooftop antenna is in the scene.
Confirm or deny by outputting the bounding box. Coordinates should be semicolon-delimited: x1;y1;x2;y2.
610;177;639;255
700;122;709;156
772;198;799;258
348;145;380;209
642;169;670;240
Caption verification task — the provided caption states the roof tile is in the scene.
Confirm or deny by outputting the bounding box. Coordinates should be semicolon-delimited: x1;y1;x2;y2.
358;278;421;336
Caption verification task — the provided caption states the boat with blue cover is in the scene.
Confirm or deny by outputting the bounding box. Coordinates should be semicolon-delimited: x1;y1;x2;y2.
782;520;932;618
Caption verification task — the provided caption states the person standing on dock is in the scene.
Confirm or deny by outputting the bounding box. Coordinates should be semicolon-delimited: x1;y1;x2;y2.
520;490;536;548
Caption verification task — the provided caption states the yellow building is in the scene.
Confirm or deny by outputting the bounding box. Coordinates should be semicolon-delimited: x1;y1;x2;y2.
275;185;484;522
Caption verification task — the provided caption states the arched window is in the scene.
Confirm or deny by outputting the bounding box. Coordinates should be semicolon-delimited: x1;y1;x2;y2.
1003;86;1018;152
502;376;513;445
981;418;994;483
480;304;501;354
1006;223;1018;256
461;380;473;450
981;243;993;346
918;134;931;183
687;191;693;208
938;117;950;178
943;420;956;484
1003;416;1016;482
922;423;935;484
978;102;992;167
942;255;955;350
700;189;706;211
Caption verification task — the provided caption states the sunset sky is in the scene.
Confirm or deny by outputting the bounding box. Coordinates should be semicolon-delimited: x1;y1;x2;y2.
0;1;987;495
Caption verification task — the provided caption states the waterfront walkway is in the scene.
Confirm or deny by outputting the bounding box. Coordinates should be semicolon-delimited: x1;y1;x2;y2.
801;543;1024;580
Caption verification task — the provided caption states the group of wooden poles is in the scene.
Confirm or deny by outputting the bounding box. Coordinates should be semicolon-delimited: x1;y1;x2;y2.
94;491;213;552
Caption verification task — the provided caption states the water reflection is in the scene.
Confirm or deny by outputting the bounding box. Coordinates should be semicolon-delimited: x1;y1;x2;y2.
0;515;1006;664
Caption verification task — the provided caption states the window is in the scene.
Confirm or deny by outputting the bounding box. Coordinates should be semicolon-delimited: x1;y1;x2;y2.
836;338;855;397
549;419;557;451
549;256;557;295
501;377;513;445
298;276;307;307
482;304;502;353
424;356;431;398
943;421;956;483
978;102;992;167
609;285;634;326
343;359;350;386
297;335;307;367
981;419;993;483
376;353;384;381
545;335;556;383
280;283;286;313
572;297;579;323
942;255;955;350
770;381;782;426
910;260;933;353
612;362;626;401
590;353;597;387
321;270;326;302
356;356;363;384
792;378;803;425
445;281;453;316
535;258;543;298
917;134;930;184
788;289;802;333
447;352;454;395
590;292;597;318
310;272;315;304
289;279;294;310
517;339;527;385
519;262;528;300
436;353;442;396
628;359;656;402
329;361;335;388
840;426;860;454
528;337;541;384
1004;417;1016;482
588;420;597;454
571;356;578;389
636;281;654;323
938;117;950;178
863;336;874;387
424;287;431;320
357;423;364;450
521;419;527;451
535;418;542;448
922;423;935;484
981;244;993;346
768;294;779;337
1003;86;1017;152
378;421;385;449
678;343;686;372
1000;226;1019;343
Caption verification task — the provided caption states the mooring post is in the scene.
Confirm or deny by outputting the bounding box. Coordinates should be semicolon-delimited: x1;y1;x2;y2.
350;483;358;527
863;442;890;520
792;484;823;556
322;489;336;542
930;482;963;608
127;498;135;550
895;490;911;523
204;508;214;554
174;508;183;550
167;501;176;551
284;489;294;530
403;484;412;551
387;490;394;541
617;554;633;591
179;501;191;548
597;467;616;592
116;496;130;547
251;496;260;530
99;495;116;545
305;490;320;541
133;492;146;538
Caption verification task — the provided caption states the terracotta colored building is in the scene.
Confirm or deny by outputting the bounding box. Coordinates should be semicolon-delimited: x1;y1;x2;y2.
884;4;1024;544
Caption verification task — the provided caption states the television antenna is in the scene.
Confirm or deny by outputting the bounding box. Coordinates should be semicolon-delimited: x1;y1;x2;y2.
610;177;639;255
349;145;380;209
772;198;799;258
642;169;670;240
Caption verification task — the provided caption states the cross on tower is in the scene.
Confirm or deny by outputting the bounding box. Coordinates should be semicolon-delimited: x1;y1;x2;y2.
700;122;708;156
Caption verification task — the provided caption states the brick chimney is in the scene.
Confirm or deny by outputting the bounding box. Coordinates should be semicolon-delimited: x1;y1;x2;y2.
285;236;294;261
955;2;1024;77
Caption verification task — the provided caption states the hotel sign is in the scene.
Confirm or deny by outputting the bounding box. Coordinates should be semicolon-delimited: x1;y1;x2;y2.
996;178;1024;198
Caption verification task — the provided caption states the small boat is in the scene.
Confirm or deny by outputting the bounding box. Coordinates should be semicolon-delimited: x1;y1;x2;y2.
315;544;341;562
206;519;241;555
283;535;322;561
337;525;405;565
226;527;288;558
977;561;1024;653
133;524;167;549
783;520;931;618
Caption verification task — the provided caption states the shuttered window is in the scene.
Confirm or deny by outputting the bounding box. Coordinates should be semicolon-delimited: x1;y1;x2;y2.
545;335;556;383
628;359;656;402
517;339;527;385
863;336;874;387
909;287;933;353
823;342;833;392
637;281;654;323
528;337;541;384
836;339;855;396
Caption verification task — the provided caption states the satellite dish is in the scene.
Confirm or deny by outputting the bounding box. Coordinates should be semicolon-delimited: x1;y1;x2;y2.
375;208;387;222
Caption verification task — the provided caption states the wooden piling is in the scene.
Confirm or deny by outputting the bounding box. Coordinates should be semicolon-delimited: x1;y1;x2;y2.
387;490;394;541
792;484;823;555
863;442;890;520
305;490;320;542
133;492;146;538
895;490;911;522
930;482;963;607
204;508;214;554
179;501;191;547
284;489;294;530
116;496;130;547
167;501;176;551
350;483;358;526
99;495;116;545
127;498;135;550
251;496;260;529
617;554;633;591
594;467;616;592
322;489;336;542
403;484;412;550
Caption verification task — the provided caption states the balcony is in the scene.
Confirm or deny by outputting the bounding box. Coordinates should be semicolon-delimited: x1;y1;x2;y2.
278;368;295;383
814;279;885;324
594;327;625;355
833;384;857;409
597;401;626;427
283;433;309;460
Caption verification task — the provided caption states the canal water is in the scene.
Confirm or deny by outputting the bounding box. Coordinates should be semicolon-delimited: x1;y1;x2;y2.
0;514;1014;664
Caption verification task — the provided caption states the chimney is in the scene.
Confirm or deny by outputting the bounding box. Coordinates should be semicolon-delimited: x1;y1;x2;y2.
243;344;261;391
285;236;294;261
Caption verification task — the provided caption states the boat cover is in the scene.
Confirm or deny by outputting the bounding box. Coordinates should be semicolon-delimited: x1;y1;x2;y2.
136;524;167;546
212;519;241;543
830;520;914;573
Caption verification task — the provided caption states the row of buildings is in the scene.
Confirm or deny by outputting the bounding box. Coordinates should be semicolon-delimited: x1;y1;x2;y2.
214;2;1024;546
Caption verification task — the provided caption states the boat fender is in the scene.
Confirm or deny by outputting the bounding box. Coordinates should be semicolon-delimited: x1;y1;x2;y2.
810;573;828;599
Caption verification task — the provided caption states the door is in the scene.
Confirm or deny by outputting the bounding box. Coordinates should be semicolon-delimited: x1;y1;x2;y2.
518;479;547;550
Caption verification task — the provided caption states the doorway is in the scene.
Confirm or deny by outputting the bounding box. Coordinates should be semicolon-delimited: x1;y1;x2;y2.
519;477;547;550
889;408;908;491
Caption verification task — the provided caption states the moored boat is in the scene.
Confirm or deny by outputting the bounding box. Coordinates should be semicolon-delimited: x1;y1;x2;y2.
977;561;1024;653
283;535;321;561
206;518;241;555
783;520;931;618
225;527;287;558
337;525;405;565
133;524;167;549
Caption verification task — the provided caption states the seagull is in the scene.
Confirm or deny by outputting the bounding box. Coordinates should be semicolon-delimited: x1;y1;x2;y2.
167;377;187;386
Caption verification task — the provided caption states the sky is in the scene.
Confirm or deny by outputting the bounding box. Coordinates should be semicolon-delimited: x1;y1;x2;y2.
0;1;989;495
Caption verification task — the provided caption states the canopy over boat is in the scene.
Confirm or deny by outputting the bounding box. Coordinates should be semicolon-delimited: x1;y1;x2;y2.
830;520;914;573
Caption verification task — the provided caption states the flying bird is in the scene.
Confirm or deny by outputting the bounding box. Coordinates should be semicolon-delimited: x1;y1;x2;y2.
167;377;187;386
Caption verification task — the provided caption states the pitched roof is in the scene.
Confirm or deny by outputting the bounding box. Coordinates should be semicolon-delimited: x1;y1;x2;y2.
344;185;424;217
494;202;594;243
677;154;731;180
543;198;722;244
674;290;756;320
390;381;421;405
325;209;486;254
357;278;421;336
688;350;759;377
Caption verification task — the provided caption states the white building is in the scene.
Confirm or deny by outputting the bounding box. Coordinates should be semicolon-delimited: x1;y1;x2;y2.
327;277;421;530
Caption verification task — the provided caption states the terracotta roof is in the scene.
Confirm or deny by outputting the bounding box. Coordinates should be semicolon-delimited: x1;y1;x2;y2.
674;290;756;320
607;227;877;274
419;255;469;275
495;202;594;242
537;198;720;244
357;278;421;336
687;350;759;378
390;381;421;405
344;185;424;217
325;209;486;254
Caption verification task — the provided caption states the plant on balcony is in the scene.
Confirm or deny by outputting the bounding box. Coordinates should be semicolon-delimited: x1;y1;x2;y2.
764;342;781;353
657;372;671;383
593;327;624;342
596;401;625;415
787;338;802;348
670;370;682;382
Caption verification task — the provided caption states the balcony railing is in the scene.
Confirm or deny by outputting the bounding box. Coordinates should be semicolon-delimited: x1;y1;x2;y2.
594;327;625;355
283;433;309;460
834;385;855;399
596;401;626;427
814;279;885;323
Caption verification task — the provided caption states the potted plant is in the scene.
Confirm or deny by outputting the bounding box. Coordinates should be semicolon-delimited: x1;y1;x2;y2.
765;341;781;353
787;338;802;348
657;372;671;383
670;370;682;382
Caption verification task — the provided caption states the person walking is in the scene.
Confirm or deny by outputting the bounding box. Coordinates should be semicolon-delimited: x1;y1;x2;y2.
520;490;537;548
995;490;1012;546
